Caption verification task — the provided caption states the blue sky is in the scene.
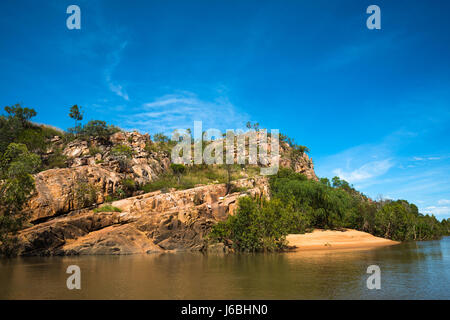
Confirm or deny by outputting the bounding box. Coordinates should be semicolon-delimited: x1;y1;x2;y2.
1;0;449;219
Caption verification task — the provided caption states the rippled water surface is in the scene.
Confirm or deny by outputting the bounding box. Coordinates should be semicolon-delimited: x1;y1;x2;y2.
0;237;449;299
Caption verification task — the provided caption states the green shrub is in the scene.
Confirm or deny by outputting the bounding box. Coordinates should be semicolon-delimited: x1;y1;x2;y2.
141;177;176;193
16;128;47;153
0;104;64;159
209;196;307;252
89;146;102;156
120;178;136;194
111;144;134;158
152;133;170;143
144;143;158;154
74;181;98;207
42;148;68;170
93;205;122;213
70;120;121;142
228;185;250;193
0;143;41;255
110;144;134;172
268;168;447;241
171;163;186;183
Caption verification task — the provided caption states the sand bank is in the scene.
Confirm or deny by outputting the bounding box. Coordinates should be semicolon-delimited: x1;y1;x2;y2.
286;229;399;251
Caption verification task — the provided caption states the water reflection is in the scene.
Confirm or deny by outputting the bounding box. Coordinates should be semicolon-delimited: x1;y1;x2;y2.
0;237;448;299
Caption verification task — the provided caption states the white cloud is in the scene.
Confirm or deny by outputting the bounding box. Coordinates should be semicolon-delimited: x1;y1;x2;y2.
438;199;450;205
104;41;129;101
333;159;393;183
422;206;450;216
123;92;249;134
412;156;442;161
108;83;129;101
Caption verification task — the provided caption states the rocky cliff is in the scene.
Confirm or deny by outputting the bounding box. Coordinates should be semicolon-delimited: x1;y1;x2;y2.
18;177;269;255
15;130;317;255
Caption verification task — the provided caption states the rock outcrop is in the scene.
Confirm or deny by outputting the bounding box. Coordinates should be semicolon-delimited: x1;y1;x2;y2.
14;129;317;255
26;130;315;223
27;166;122;222
18;177;269;256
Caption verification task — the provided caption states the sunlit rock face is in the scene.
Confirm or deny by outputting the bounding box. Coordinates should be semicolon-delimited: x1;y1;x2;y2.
16;130;317;256
18;177;269;256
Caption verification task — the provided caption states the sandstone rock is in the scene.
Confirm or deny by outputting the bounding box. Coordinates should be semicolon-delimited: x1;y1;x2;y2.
61;224;163;255
17;178;269;256
14;128;319;256
27;166;122;222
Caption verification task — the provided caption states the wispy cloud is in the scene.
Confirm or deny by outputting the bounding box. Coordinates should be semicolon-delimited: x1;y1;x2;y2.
412;156;442;161
333;159;393;183
104;41;129;101
122;91;249;134
422;206;450;216
316;33;401;70
314;128;450;219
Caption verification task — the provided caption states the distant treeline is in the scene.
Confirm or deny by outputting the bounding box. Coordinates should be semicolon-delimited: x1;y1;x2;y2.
210;168;449;252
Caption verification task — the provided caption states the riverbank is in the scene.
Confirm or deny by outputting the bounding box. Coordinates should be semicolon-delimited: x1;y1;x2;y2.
286;229;399;251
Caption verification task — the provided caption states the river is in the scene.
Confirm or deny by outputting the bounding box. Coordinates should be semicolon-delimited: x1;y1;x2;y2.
0;237;448;299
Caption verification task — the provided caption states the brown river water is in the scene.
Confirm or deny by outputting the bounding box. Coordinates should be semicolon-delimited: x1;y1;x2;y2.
0;237;448;299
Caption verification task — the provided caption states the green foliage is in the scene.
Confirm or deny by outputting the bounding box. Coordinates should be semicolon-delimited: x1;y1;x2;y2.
0;143;41;254
245;121;260;131
68;105;83;129
209;196;309;252
16;128;47;153
146;133;177;154
0;104;65;171
89;146;102;156
271;170;354;229
74;181;98;207
70;120;121;142
42;147;68;170
144;142;158;154
105;186;127;202
153;133;170;143
111;144;134;158
170;163;186;174
292;145;310;156
120;178;136;195
140;164;246;193
170;163;186;183
93;205;122;213
374;200;444;241
441;218;450;235
279;133;310;157
319;177;331;187
268;168;446;241
110;144;134;172
0;104;38;154
141;178;175;193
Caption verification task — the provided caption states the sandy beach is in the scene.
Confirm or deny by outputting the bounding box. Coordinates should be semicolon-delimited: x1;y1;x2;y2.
286;229;400;251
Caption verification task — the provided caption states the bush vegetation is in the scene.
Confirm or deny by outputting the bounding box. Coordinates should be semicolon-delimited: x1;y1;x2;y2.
0;143;41;254
1;105;448;254
210;168;448;251
140;164;248;193
93;205;122;213
73;181;98;207
68;119;121;142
